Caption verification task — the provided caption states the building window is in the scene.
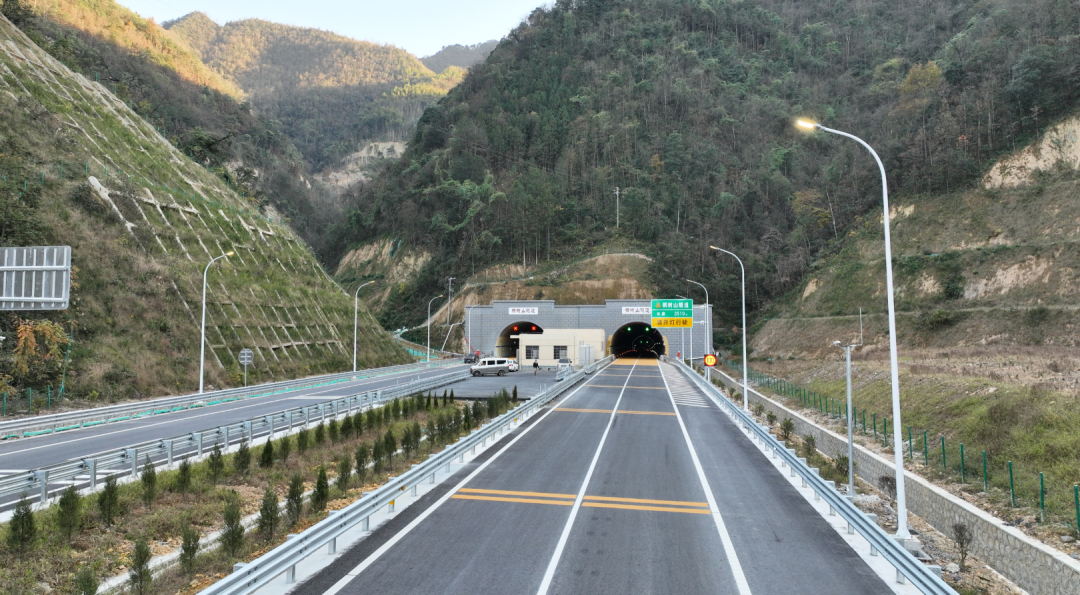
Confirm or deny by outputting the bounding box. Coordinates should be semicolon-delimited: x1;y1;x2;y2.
554;346;568;359
525;345;539;360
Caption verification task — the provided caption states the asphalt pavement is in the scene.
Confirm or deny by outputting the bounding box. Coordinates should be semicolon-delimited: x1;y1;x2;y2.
292;356;889;595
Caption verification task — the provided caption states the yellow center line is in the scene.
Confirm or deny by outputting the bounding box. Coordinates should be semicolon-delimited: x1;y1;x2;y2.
459;488;576;499
583;495;709;507
581;502;711;514
451;494;574;506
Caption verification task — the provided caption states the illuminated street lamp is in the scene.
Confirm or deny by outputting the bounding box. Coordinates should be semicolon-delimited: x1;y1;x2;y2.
199;251;233;394
798;119;912;541
687;279;710;382
353;281;376;372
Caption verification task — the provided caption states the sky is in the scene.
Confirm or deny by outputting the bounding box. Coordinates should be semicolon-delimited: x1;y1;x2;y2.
117;0;548;57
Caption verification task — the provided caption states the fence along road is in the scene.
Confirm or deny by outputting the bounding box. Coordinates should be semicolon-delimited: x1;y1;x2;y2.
289;355;889;595
0;364;467;477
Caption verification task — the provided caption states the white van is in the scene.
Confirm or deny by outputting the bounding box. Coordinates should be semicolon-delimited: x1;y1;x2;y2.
471;358;511;376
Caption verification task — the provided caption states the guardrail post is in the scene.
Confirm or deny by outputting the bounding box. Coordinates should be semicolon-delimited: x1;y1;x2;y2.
220;427;229;449
196;433;204;457
285;535;298;583
127;448;138;476
266;416;274;440
35;470;48;503
388;499;395;513
332;400;338;418
85;458;97;489
243;421;252;443
896;570;905;584
164;440;174;466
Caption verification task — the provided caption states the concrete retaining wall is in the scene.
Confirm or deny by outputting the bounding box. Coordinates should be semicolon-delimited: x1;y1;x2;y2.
710;368;1080;595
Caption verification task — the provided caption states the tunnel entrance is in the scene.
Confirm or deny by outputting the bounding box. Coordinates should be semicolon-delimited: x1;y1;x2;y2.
495;321;544;358
609;322;666;358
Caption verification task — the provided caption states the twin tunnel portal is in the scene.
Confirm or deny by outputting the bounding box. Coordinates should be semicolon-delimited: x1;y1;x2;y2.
495;320;667;360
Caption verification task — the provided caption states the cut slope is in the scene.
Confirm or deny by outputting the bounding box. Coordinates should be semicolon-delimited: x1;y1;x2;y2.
0;13;409;405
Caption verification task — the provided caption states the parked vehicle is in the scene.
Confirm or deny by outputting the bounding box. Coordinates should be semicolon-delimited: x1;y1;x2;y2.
508;360;520;372
471;358;511;376
464;354;478;364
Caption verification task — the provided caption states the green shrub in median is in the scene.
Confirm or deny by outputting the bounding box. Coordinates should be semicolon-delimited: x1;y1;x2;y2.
207;443;225;482
314;422;326;445
286;474;305;525
337;454;351;492
297;428;310;454
180;525;200;575
140;456;157;509
98;475;120;527
175;457;192;493
278;434;292;461
258;486;279;539
129;537;152;595
355;443;370;484
328;418;340;443
57;484;81;541
234;440;251;475
220;491;245;556
259;437;274;469
311;466;330;512
7;494;36;552
74;566;99;595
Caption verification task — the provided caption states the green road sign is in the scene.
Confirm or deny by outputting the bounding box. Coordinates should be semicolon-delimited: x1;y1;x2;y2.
651;299;692;327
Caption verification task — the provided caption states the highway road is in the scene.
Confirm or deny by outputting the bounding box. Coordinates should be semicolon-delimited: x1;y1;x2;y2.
0;365;468;474
293;356;888;594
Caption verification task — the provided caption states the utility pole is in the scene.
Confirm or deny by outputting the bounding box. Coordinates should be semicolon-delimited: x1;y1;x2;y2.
446;277;455;324
614;187;620;229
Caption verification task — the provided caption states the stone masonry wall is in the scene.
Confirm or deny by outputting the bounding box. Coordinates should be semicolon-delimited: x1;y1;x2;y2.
709;368;1080;595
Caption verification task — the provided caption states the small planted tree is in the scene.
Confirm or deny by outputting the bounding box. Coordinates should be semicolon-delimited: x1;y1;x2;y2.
392;398;401;419
180;526;200;575
221;492;245;557
778;418;795;442
258;486;279;539
801;434;817;459
7;494;36;552
337;454;351;492
512;385;519;403
278;434;292;461
765;411;777;426
953;523;973;570
311;466;330;512
383;429;397;470
58;484;81;541
442;390;448;406
98;475;120;527
450;389;456;402
140;456;157;509
234;440;252;475
74;565;99;595
372;440;385;474
259;437;274;469
355;443;370;483
207;443;225;483
297;428;310;454
341;415;354;440
286;474;305;525
314;422;326;445
175;457;192;493
328;418;340;443
463;405;473;431
129;538;152;595
426;419;437;449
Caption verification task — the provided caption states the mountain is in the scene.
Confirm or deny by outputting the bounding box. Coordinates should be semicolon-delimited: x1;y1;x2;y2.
0;8;409;404
329;0;1080;339
164;13;464;170
421;40;498;74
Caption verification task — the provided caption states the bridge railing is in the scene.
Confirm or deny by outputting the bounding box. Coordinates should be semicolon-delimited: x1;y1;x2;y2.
672;359;957;595
0;370;470;506
0;360;460;441
200;354;615;595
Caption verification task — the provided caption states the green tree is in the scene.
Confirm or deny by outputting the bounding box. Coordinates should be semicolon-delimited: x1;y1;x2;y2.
220;491;245;556
57;484;81;541
98;475;120;527
258;486;279;539
207;443;225;483
259;437;275;469
337;453;351;492
311;466;330;512
328;418;340;443
140;456;157;509
372;439;385;474
234;440;251;475
297;428;310;454
383;429;397;470
286;474;305;525
354;443;370;483
341;415;354;440
129;538;152;595
175;457;192;493
314;422;326;445
278;434;292;461
180;526;200;575
74;565;99;595
7;494;35;552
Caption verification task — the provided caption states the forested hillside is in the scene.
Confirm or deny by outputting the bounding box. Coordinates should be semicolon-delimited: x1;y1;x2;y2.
421;40;498;74
3;0;344;254
165;13;464;170
331;0;1080;338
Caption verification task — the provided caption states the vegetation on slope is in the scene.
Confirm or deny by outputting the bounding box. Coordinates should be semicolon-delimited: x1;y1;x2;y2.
165;13;465;170
330;0;1080;338
420;40;498;74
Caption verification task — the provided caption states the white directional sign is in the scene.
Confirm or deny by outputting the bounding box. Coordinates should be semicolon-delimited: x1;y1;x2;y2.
1;246;71;311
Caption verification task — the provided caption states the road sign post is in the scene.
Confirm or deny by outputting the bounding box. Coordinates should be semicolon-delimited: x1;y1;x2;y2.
238;348;254;387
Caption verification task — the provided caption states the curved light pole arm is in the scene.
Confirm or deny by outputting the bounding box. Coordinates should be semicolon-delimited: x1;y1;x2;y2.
353;281;375;373
709;247;747;412
427;295;443;364
199;252;232;394
805;121;910;540
441;322;463;352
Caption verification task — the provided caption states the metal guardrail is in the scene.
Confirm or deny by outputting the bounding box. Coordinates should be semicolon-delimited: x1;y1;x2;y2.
672;359;956;595
0;360;462;441
0;370;470;505
200;354;615;594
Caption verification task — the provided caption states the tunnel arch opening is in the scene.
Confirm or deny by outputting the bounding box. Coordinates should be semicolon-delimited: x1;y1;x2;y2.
609;322;666;358
495;321;544;358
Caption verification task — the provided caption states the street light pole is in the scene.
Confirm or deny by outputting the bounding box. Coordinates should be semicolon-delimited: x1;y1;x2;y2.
614;187;620;229
687;279;710;382
353;280;375;373
446;277;455;324
199;251;233;394
710;246;747;412
799;119;911;540
427;294;443;364
441;322;463;352
466;303;480;356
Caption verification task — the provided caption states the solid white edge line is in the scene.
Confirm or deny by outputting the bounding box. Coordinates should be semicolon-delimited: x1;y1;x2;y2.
658;362;753;595
535;359;637;595
319;366;609;595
